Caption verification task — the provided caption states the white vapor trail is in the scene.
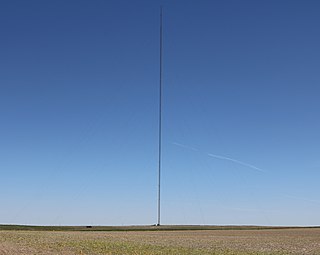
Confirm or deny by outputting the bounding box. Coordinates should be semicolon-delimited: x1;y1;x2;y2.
207;153;266;173
172;142;199;151
283;194;320;205
172;141;265;173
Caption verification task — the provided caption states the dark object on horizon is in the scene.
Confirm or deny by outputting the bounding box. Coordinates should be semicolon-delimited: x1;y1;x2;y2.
86;226;92;228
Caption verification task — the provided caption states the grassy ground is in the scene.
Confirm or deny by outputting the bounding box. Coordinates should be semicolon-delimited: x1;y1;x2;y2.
1;224;318;231
1;228;320;254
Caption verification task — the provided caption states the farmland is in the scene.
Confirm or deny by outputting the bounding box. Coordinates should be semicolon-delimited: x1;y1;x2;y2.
1;226;320;254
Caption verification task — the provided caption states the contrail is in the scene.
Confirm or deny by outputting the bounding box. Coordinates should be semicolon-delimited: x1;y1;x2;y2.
207;153;266;173
172;142;199;151
218;205;279;213
172;142;265;173
283;194;320;205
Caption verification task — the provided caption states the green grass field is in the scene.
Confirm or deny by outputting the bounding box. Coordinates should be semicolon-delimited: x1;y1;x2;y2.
1;224;318;231
1;225;320;254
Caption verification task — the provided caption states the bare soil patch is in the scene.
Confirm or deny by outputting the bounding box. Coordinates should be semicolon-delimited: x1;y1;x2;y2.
0;228;319;254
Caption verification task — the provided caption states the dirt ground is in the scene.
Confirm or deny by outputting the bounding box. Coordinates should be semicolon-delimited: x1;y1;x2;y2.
1;228;320;254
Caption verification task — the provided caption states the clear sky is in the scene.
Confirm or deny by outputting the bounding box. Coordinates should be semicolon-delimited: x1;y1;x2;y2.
1;0;320;226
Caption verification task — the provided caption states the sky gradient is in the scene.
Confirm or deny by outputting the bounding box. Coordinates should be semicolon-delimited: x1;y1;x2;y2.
1;0;320;226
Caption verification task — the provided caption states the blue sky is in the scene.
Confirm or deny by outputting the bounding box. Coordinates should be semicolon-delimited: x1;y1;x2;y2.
1;0;320;226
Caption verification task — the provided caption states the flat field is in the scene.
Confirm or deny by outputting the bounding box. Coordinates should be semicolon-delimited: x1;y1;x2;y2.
1;228;320;255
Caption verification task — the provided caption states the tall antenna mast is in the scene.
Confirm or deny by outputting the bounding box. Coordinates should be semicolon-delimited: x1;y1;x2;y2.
157;6;163;226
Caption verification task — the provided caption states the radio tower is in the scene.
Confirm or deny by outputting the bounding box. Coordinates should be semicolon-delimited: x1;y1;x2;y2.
157;6;163;226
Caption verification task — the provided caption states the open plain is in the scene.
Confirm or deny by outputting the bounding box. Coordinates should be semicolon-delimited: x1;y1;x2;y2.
1;227;320;255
